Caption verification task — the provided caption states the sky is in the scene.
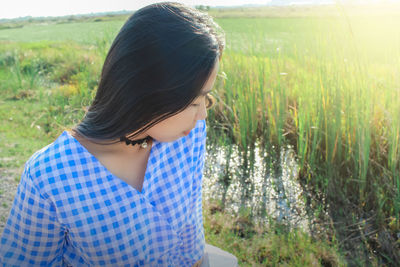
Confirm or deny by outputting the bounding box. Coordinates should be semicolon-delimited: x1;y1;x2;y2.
1;0;397;19
1;0;273;19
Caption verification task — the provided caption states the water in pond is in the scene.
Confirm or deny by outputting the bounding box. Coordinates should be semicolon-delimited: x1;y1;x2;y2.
203;143;310;231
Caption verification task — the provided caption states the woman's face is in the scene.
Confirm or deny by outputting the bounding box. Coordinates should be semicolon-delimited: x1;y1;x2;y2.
145;60;219;143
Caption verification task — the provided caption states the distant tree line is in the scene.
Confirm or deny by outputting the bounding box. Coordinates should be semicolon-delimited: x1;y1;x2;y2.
195;5;211;11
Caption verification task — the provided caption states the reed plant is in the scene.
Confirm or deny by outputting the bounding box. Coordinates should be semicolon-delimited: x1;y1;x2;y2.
207;14;400;264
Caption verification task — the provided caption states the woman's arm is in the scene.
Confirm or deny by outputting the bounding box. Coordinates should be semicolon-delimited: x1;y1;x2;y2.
192;255;204;267
179;120;207;266
0;165;65;266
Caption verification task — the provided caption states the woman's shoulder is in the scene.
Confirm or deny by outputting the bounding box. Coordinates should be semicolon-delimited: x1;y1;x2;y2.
195;119;206;135
190;119;207;142
182;119;206;161
171;119;206;154
24;131;83;181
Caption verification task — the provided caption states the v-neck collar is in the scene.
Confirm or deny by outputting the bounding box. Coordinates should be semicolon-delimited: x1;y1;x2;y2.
64;131;160;196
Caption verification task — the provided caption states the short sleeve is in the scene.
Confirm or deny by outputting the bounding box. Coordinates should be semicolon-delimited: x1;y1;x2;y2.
0;165;66;266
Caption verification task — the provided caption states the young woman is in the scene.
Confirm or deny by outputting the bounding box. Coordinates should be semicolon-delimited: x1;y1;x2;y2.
0;2;237;266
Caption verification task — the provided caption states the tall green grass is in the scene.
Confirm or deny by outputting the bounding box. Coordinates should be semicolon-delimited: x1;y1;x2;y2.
206;14;400;265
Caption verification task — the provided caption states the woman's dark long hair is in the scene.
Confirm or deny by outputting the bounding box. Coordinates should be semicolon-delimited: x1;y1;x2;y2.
73;2;224;142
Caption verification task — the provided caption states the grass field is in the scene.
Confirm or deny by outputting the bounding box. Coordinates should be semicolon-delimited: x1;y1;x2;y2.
1;4;400;266
0;20;123;44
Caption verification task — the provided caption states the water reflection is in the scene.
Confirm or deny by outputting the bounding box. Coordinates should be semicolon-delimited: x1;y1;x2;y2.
203;143;309;231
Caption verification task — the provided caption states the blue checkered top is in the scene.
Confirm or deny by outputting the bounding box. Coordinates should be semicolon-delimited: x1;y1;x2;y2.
0;120;207;266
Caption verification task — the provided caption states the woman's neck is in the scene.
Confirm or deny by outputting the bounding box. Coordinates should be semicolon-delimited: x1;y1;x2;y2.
70;131;153;158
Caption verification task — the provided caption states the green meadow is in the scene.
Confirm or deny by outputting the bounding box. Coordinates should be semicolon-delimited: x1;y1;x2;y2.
1;4;399;266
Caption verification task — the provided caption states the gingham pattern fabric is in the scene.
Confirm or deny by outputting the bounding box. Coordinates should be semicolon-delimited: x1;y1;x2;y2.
0;120;207;267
